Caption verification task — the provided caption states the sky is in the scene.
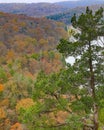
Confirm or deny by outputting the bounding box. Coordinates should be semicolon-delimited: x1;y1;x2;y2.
0;0;78;3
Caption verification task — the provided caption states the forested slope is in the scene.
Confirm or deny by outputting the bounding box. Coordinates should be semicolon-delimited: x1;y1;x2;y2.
0;5;103;130
0;12;68;130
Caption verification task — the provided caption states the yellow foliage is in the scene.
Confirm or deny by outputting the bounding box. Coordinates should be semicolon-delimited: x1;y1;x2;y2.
39;38;48;45
16;98;35;111
0;84;4;92
45;110;69;125
0;107;6;119
6;50;15;61
0;99;9;107
54;53;60;59
20;22;26;27
45;112;56;125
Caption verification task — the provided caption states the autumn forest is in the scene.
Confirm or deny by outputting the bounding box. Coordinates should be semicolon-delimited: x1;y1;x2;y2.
0;1;104;130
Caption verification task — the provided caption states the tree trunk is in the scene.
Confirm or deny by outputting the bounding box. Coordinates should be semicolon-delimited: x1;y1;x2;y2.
93;103;99;130
88;42;99;130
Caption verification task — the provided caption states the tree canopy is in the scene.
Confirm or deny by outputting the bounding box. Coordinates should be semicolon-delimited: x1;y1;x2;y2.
57;7;104;130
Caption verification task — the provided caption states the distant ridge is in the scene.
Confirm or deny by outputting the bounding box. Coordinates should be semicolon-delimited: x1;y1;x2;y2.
0;0;104;17
47;3;104;25
0;3;68;17
55;0;104;8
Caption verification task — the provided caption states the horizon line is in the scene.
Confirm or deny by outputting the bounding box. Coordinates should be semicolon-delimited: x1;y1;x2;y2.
0;0;80;4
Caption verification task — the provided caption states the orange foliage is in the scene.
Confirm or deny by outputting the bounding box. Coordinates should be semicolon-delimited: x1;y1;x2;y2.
0;84;4;92
0;107;6;119
12;25;19;32
4;118;10;124
55;111;69;124
16;98;35;111
10;123;23;130
6;50;15;61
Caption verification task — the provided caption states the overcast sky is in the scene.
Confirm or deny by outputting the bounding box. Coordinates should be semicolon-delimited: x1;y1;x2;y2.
0;0;78;3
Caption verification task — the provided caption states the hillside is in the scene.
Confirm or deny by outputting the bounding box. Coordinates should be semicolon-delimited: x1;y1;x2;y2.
0;4;104;130
0;3;68;17
0;11;68;129
47;4;104;24
0;11;67;71
0;11;67;46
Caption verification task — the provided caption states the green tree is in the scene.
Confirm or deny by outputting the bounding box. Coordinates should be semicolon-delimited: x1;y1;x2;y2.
19;70;84;130
57;7;104;130
16;7;104;130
